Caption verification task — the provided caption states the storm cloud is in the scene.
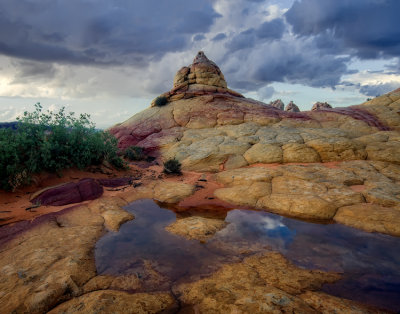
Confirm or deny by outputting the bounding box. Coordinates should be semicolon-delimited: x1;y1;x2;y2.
0;0;220;66
225;37;350;92
360;82;400;97
226;18;285;52
286;0;400;59
0;0;399;127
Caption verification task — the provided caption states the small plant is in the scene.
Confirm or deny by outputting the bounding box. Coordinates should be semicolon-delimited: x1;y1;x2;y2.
154;96;168;107
163;158;182;175
124;146;144;161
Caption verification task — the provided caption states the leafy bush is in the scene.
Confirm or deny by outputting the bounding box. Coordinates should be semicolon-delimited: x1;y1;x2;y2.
163;158;182;175
154;96;168;107
124;146;144;161
0;103;124;191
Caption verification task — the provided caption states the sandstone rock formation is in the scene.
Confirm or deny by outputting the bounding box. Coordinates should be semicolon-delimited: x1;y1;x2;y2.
30;177;136;207
165;216;228;242
31;178;103;206
3;51;398;314
285;100;300;112
213;161;400;226
48;291;177;313
149;51;243;107
0;181;196;313
269;99;285;110
312;101;332;111
109;51;400;236
174;50;227;89
1;198;384;313
173;252;381;313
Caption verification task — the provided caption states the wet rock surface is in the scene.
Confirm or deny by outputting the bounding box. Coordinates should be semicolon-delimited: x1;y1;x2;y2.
213;161;400;234
48;291;178;314
0;181;197;313
94;199;399;312
165;216;228;242
1;196;399;312
174;252;339;313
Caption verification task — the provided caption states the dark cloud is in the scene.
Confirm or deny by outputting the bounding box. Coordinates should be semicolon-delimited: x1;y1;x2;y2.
0;0;220;66
226;29;257;52
253;53;349;88
226;18;285;52
11;61;57;83
286;0;400;59
256;19;285;40
224;37;350;91
193;34;206;41
212;33;227;42
359;82;399;97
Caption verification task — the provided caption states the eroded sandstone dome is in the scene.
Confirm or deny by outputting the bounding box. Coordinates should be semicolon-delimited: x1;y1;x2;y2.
173;51;227;89
151;51;242;106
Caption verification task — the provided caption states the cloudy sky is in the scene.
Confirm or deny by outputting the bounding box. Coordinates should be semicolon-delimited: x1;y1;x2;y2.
0;0;399;128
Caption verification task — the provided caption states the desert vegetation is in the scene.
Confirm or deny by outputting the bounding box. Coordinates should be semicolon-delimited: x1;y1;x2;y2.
163;158;182;174
0;103;124;191
154;96;168;107
124;145;145;161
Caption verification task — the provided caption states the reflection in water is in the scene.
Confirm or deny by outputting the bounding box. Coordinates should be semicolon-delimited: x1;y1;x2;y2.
95;199;400;311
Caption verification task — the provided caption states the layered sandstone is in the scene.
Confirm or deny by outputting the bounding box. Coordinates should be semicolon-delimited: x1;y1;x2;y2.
109;52;400;236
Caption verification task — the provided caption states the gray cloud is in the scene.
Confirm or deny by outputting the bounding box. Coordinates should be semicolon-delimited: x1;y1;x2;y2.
359;82;399;97
11;60;57;83
226;18;286;52
193;34;206;41
226;29;257;52
0;0;220;66
1;0;399;115
256;19;285;40
286;0;400;60
257;85;275;101
212;33;227;42
225;36;350;91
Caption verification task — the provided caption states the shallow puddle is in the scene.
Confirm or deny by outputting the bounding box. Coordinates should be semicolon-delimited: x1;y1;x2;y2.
95;199;400;311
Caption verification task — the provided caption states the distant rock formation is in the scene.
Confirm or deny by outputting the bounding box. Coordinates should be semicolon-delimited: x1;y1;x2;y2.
0;121;19;130
269;99;284;110
285;101;300;112
312;102;332;111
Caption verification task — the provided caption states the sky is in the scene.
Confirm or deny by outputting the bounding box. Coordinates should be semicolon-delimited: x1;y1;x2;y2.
0;0;399;129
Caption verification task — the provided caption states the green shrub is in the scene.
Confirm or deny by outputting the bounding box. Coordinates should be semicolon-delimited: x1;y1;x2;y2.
0;103;124;191
124;146;144;161
154;96;168;107
163;158;182;175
